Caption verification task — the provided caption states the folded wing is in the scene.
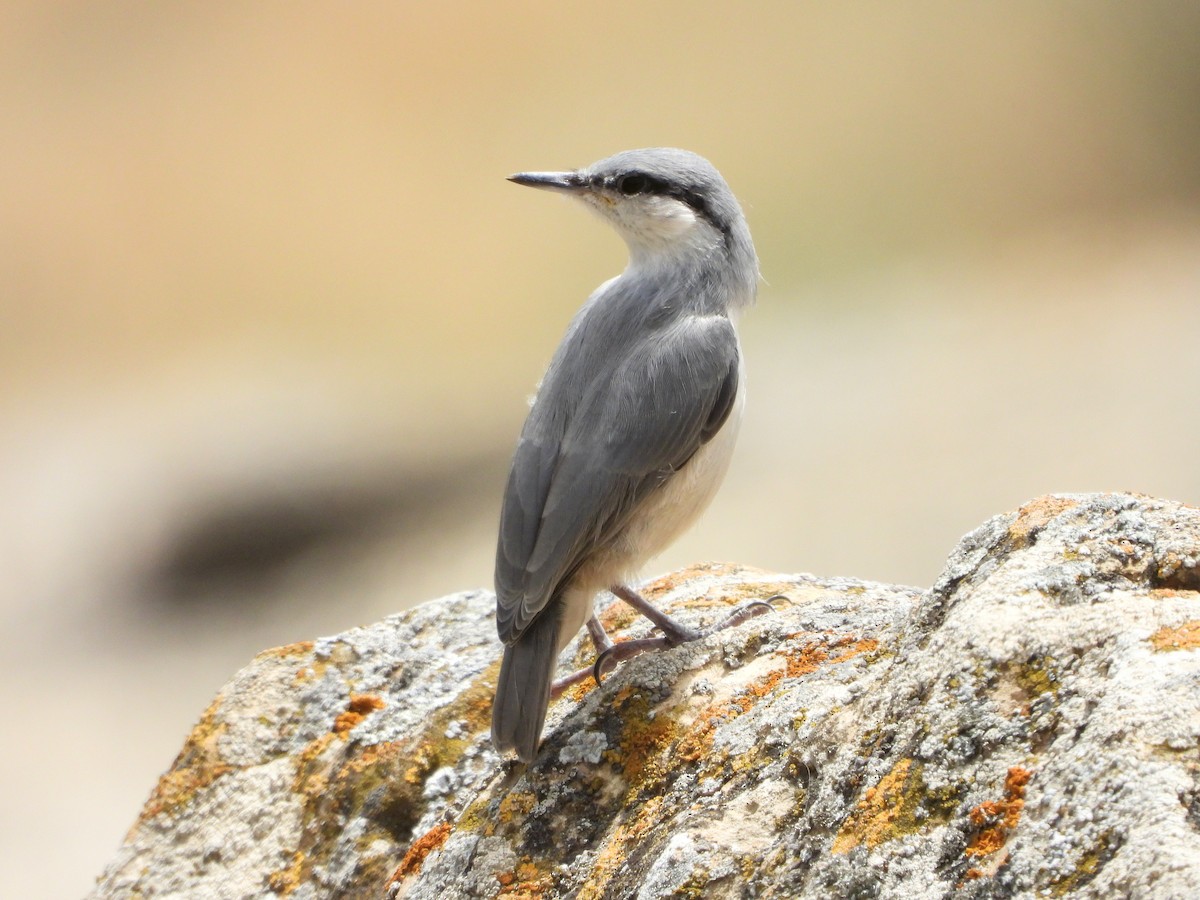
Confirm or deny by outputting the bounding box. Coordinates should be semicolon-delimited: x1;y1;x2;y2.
495;313;740;643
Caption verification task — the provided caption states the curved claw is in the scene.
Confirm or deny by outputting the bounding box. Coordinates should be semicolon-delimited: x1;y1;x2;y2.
703;597;777;635
732;597;780;621
592;649;616;686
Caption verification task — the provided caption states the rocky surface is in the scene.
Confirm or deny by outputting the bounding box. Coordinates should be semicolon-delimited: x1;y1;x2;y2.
90;493;1200;899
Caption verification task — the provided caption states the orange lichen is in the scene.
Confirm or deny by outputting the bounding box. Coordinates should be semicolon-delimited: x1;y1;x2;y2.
141;760;234;824
295;737;445;891
495;858;554;898
272;640;315;658
349;692;387;714
139;699;232;824
561;677;598;703
964;766;1033;862
332;713;366;736
1150;621;1200;651
332;692;386;735
390;821;452;881
606;691;679;787
404;748;436;785
498;791;536;824
832;637;879;661
597;601;639;634
676;700;733;765
291;732;337;794
1008;496;1079;548
267;850;306;896
831;758;925;854
775;634;874;683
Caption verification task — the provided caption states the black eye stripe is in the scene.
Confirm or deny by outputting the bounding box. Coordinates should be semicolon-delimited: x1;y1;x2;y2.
598;172;667;196
590;171;729;235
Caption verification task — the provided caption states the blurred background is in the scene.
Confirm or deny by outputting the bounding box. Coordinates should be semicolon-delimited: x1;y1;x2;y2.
3;2;1199;896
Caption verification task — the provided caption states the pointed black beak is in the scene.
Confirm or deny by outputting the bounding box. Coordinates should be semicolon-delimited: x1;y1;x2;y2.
507;171;585;193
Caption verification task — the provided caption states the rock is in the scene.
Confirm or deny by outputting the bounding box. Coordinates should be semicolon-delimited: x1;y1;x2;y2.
89;493;1200;899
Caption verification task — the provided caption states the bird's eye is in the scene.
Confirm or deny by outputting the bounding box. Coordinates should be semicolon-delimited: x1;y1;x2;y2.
615;173;650;196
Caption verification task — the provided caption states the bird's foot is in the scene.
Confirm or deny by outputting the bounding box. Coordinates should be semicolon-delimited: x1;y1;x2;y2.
588;590;779;685
550;594;779;696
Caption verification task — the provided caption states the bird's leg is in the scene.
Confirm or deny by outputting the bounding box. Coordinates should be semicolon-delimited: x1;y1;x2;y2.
609;583;702;644
549;592;777;697
586;614;615;655
592;585;777;683
548;614;616;698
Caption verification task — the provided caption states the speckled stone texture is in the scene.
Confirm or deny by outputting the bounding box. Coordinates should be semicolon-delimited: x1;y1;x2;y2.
90;493;1200;900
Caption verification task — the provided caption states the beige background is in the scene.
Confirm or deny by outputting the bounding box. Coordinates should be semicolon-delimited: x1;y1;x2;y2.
2;3;1199;897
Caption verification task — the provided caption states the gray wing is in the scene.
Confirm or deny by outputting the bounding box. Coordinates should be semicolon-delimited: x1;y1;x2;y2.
495;313;740;644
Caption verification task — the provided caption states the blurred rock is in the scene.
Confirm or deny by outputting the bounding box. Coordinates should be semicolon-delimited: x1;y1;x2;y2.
90;493;1200;899
142;453;505;607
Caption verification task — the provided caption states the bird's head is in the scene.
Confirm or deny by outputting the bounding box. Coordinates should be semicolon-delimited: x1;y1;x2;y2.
509;148;754;274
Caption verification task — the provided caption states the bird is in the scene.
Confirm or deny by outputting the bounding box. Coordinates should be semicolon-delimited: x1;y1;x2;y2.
491;148;767;763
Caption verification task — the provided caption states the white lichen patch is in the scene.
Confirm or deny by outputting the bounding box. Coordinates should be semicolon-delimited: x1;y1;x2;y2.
559;729;608;765
695;778;794;855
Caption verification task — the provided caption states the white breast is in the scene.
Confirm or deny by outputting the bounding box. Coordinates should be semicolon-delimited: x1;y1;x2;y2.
617;368;745;566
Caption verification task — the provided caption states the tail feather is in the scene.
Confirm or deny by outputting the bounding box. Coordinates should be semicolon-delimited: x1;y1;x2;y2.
492;601;563;762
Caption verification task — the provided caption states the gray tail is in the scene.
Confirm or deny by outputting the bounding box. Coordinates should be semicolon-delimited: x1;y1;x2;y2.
492;601;563;763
